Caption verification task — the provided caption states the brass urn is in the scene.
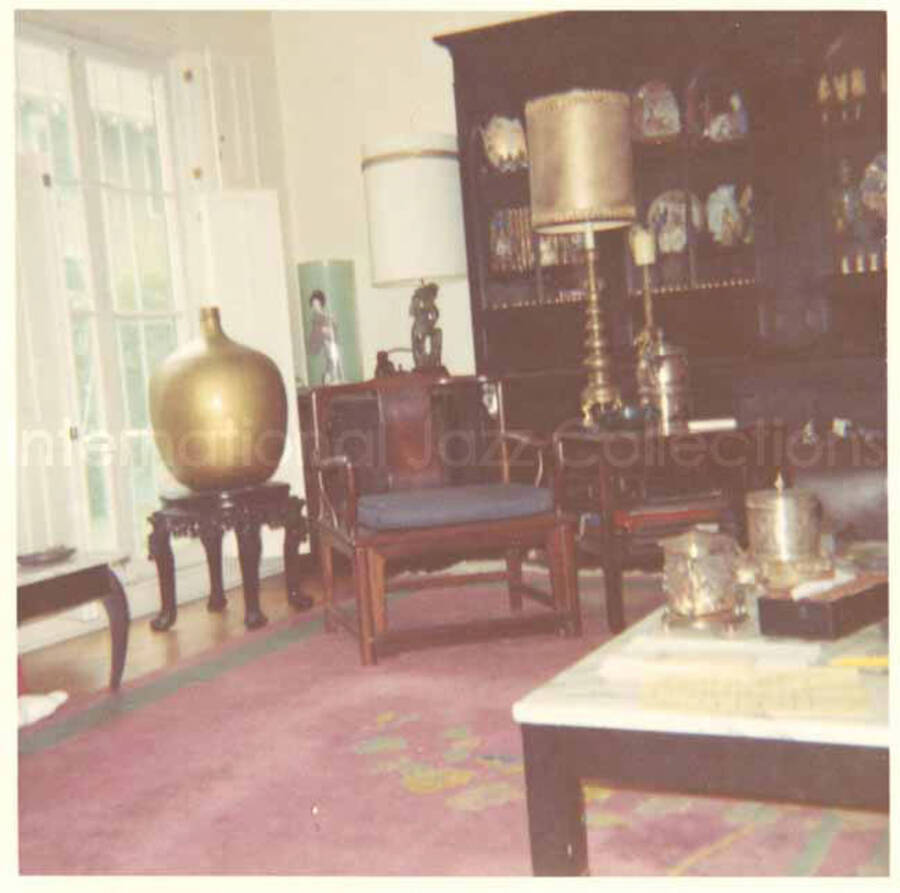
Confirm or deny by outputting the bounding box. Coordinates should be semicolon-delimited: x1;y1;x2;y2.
149;307;287;491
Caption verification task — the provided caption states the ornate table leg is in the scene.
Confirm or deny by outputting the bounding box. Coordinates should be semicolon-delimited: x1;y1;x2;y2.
102;566;131;689
148;513;178;631
200;524;227;612
236;522;267;629
284;496;313;610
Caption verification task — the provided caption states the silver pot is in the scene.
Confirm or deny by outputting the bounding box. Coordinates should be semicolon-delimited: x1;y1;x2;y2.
636;338;690;435
745;481;829;585
660;528;743;620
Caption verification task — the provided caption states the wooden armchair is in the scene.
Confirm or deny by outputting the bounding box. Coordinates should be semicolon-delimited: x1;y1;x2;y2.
309;373;580;665
554;422;783;633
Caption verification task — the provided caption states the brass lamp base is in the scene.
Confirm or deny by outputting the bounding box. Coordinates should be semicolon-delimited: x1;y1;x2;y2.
580;239;621;425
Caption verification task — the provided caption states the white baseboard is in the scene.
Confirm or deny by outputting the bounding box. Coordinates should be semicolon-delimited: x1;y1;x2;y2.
17;555;285;654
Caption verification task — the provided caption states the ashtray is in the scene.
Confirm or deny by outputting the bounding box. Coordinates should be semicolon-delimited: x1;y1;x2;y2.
17;545;76;568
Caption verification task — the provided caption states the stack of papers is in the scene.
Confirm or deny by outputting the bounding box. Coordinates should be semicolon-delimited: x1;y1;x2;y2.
595;634;872;718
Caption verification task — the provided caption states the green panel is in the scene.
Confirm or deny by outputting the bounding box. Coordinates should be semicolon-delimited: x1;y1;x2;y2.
297;259;364;385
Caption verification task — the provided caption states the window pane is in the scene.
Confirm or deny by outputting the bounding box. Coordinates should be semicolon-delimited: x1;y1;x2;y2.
97;114;125;186
56;185;93;309
144;319;178;373
87;59;120;116
83;443;115;551
116;319;149;428
103;189;138;311
70;315;102;432
18;97;51;158
123;120;148;191
144;126;163;196
48;102;77;184
131;195;173;311
127;433;159;543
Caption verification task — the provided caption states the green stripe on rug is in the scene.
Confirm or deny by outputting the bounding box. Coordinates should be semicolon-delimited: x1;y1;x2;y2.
788;811;841;875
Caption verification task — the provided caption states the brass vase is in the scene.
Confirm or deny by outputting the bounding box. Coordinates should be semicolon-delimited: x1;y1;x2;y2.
149;307;287;491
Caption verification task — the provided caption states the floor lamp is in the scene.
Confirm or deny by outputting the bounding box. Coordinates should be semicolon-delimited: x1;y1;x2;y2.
525;89;636;426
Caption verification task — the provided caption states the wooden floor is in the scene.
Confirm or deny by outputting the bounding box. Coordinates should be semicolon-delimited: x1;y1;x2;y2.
19;572;323;697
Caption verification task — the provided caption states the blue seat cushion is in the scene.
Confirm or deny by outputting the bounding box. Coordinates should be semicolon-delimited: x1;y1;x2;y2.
357;483;553;531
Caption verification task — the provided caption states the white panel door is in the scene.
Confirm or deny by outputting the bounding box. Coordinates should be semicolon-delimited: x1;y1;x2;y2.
188;189;305;556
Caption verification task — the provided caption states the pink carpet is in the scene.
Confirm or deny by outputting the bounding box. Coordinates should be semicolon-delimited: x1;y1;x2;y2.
18;571;888;875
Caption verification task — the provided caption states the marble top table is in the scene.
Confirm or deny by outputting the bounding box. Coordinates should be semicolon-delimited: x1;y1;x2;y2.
513;604;889;876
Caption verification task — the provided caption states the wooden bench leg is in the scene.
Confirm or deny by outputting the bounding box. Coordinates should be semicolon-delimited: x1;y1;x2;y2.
236;523;267;630
506;548;524;612
559;522;581;636
369;552;387;635
354;547;377;666
603;558;625;634
547;523;580;636
148;514;177;632
320;538;336;632
200;527;226;612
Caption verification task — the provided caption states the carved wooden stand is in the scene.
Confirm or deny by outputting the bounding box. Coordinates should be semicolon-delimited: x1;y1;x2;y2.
148;481;311;632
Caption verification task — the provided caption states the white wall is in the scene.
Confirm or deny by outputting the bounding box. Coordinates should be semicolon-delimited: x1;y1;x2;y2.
270;11;529;379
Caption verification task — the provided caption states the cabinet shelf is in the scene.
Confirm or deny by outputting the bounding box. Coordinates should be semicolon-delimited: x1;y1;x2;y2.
627;276;757;299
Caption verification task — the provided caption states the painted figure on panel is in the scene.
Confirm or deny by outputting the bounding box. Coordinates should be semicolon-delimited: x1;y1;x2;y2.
308;289;344;384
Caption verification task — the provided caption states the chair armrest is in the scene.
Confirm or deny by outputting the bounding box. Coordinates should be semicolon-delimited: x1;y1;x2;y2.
311;452;359;534
499;430;548;488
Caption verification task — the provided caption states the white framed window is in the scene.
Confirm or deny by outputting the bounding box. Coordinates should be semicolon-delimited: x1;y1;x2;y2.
16;28;190;570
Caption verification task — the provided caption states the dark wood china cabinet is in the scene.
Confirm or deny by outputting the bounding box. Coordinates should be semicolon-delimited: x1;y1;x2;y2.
435;10;886;436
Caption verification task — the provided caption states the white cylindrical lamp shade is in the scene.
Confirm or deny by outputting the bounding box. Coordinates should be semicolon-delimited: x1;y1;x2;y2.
525;89;636;234
361;133;468;286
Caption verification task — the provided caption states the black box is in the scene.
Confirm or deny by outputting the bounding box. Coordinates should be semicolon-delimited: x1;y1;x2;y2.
757;574;888;640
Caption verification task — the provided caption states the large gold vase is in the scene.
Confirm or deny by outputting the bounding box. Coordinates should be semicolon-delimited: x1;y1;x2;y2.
149;307;287;491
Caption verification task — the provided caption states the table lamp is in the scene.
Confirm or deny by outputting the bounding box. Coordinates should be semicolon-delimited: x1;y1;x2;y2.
361;133;468;373
525;89;636;425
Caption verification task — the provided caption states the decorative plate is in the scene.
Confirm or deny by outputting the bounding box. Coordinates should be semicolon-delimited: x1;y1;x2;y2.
860;152;886;220
686;72;749;143
631;80;681;143
706;184;754;247
17;545;76;568
646;190;704;254
481;115;528;172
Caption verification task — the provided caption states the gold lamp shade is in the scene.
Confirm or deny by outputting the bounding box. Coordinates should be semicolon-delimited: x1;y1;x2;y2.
149;307;287;492
526;89;635;234
525;89;636;422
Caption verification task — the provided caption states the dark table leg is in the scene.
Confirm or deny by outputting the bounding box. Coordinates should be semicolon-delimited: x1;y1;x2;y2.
149;513;177;631
102;566;130;690
521;724;588;877
236;522;267;629
284;496;313;610
200;525;227;612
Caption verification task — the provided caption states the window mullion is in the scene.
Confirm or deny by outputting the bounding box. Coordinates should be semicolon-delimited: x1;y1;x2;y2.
69;46;132;554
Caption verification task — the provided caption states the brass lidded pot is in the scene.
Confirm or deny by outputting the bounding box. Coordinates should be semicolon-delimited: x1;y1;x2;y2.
149;306;287;492
635;336;690;434
660;527;744;623
745;475;825;585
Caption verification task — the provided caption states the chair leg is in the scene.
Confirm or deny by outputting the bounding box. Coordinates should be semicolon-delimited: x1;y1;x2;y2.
320;539;336;633
559;522;581;637
506;548;524;613
603;557;625;635
369;551;387;635
546;525;573;635
353;547;377;666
